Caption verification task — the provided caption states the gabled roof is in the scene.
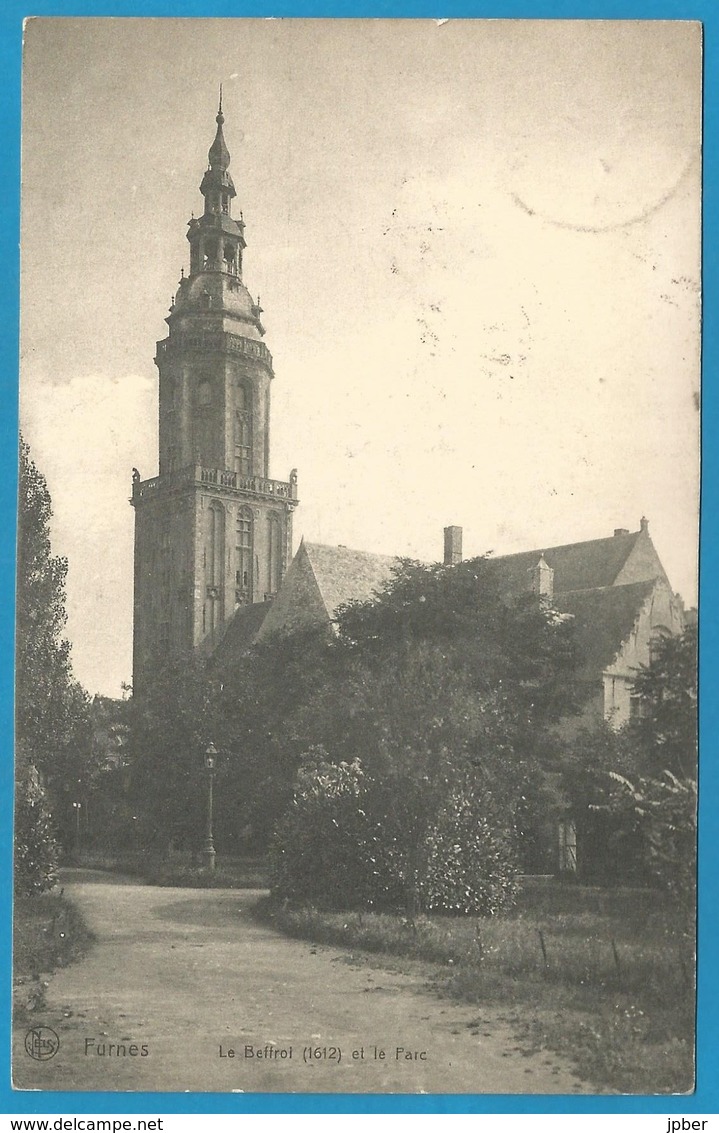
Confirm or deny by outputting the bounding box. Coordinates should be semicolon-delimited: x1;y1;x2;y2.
553;580;658;680
254;541;402;644
211;525;674;675
211;600;273;666
303;542;401;618
486;525;668;597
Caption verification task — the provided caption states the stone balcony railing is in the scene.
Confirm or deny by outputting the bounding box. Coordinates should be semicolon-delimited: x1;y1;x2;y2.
131;464;297;503
155;330;272;371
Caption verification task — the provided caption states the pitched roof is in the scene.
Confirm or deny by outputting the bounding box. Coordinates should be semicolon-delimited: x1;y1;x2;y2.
211;600;273;666
554;580;657;679
303;542;401;619
486;528;663;597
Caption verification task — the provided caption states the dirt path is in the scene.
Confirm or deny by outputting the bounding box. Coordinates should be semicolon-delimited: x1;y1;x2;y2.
13;870;592;1095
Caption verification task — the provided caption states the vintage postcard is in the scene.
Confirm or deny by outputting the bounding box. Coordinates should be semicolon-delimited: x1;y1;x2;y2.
13;18;701;1099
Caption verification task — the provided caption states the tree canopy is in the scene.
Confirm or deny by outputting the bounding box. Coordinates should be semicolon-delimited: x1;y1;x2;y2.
264;557;581;909
15;437;92;888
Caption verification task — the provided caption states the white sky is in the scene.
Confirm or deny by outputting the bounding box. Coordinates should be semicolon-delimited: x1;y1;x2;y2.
20;18;701;698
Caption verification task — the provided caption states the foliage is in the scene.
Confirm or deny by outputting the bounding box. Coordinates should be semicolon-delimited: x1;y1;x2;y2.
421;785;519;915
270;749;379;907
126;652;220;852
273;558;579;893
259;557;581;909
593;771;697;916
629;623;697;779
16;438;91;774
71;694;134;851
15;437;92;870
558;623;698;889
334;556;580;738
272;749;519;915
125;557;579;886
214;626;331;851
14;766;59;896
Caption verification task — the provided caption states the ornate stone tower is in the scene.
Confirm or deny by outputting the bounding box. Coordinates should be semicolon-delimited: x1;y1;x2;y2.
131;94;298;692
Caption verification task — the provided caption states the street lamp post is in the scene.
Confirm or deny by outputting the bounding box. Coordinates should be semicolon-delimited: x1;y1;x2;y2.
72;801;82;858
202;742;218;872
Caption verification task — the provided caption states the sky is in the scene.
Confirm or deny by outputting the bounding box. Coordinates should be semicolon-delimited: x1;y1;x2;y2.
20;18;701;698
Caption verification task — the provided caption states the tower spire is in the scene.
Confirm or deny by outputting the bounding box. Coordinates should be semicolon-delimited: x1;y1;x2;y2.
189;95;244;276
208;89;230;171
131;102;297;693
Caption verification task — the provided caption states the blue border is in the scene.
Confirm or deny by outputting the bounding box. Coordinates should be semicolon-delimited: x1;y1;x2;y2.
1;2;716;1117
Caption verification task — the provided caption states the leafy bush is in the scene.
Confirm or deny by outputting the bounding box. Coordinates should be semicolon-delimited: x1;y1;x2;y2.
14;766;59;897
270;749;379;908
271;751;519;915
421;788;518;915
597;770;697;916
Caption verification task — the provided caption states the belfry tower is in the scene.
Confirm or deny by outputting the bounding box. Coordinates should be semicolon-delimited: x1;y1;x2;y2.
131;94;298;691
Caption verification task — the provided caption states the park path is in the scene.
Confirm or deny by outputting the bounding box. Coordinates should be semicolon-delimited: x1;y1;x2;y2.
13;870;592;1095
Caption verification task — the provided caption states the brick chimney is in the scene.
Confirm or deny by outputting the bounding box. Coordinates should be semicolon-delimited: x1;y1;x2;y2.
640;516;649;533
614;528;629;537
443;525;463;566
528;554;554;600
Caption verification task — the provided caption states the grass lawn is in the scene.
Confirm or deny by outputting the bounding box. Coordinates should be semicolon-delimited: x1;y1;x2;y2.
255;883;694;1095
73;851;270;889
13;889;95;1025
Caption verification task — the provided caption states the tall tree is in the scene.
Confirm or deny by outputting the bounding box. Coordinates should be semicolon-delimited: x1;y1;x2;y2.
271;557;580;908
16;436;74;769
558;622;698;887
628;622;698;779
15;437;91;879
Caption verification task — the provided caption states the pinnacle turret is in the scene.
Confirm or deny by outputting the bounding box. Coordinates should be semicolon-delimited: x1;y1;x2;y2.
187;94;245;281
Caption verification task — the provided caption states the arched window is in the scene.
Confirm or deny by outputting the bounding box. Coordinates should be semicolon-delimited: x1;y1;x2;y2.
204;501;225;636
224;242;236;274
234;384;252;477
235;508;253;605
194;381;214;466
267;514;282;596
202;239;218;270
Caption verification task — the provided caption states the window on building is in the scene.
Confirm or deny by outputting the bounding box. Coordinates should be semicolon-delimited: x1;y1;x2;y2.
235;508;253;604
205;501;225;636
267;514;282;596
194;383;214;466
202;240;218;271
234;384;252;477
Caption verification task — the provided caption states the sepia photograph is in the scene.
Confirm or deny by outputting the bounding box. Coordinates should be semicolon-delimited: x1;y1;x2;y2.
13;18;700;1096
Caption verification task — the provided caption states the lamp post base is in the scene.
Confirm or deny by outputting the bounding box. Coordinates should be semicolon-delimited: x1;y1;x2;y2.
201;845;216;872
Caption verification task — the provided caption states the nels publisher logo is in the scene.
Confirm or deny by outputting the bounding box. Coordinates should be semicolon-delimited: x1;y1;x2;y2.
24;1027;60;1061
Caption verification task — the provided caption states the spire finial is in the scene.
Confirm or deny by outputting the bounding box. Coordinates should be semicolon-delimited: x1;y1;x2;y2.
208;87;230;170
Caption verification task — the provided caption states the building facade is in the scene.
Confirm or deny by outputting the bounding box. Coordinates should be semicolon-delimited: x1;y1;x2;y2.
251;520;685;730
131;98;297;691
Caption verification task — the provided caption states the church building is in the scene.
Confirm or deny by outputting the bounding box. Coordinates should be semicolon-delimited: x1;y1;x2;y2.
131;97;298;692
131;98;686;743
